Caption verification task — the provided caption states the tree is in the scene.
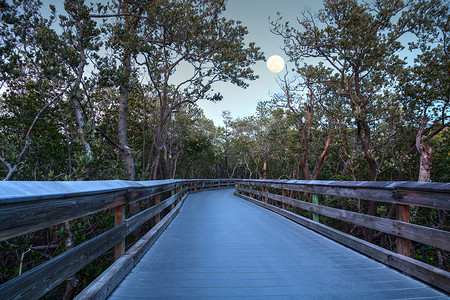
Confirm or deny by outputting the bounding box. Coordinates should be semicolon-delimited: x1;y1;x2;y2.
270;0;447;241
92;0;263;181
0;0;70;180
398;0;449;182
135;0;263;179
224;115;260;179
273;66;333;180
1;2;101;298
59;0;101;180
100;0;142;183
168;105;219;179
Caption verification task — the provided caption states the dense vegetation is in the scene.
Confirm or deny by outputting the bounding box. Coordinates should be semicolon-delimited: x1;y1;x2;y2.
0;0;448;298
0;0;448;183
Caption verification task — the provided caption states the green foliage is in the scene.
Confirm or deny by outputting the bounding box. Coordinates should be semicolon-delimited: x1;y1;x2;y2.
431;129;450;182
170;105;220;178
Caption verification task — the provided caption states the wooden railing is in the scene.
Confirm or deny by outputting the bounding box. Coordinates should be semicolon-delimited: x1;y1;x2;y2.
1;179;448;298
0;179;235;300
235;179;450;293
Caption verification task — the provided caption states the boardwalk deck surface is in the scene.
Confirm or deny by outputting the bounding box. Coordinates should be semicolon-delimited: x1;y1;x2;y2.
108;189;447;299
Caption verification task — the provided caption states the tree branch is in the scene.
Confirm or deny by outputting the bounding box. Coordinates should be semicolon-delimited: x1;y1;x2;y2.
3;86;68;181
94;126;124;151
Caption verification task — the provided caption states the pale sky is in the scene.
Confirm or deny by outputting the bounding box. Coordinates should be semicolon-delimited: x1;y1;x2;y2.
197;0;324;126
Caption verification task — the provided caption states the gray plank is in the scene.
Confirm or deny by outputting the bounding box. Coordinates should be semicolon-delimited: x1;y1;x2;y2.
108;189;447;299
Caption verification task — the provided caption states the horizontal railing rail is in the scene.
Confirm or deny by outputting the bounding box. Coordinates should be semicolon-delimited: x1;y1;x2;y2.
234;179;450;293
1;179;448;298
0;179;236;300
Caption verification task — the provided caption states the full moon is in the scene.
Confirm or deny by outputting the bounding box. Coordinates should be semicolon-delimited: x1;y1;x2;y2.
267;55;285;73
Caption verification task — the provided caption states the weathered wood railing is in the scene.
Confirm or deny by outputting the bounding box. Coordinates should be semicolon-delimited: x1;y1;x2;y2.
0;179;235;300
1;179;448;298
235;179;450;293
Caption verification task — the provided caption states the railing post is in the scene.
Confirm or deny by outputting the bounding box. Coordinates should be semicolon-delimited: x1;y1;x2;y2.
312;194;320;223
282;188;287;210
114;204;125;261
396;204;411;257
154;194;161;224
249;184;253;198
171;185;176;209
176;185;181;205
262;186;267;203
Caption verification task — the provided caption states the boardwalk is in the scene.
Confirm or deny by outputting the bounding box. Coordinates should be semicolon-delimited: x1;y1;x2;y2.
109;189;446;299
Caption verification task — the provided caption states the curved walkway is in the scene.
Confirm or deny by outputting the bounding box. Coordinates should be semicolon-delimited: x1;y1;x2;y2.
108;189;446;299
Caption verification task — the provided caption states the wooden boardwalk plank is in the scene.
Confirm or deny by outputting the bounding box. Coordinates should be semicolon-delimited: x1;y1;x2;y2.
108;189;447;299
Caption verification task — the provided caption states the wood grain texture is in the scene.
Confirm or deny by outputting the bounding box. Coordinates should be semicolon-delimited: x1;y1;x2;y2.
127;184;176;203
0;180;206;241
0;180;133;204
126;188;185;234
114;205;126;261
238;180;449;209
394;189;450;210
396;204;411;256
0;224;127;300
0;191;127;241
154;194;161;224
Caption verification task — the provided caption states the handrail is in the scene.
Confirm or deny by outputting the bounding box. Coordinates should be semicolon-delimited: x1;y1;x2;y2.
237;179;450;209
234;179;450;293
0;179;235;300
1;179;448;298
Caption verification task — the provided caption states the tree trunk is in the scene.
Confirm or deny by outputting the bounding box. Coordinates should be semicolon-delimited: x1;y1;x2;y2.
263;141;268;179
299;112;312;180
119;53;140;217
416;116;433;182
357;119;378;242
141;97;147;178
172;151;180;178
63;221;78;300
150;114;167;180
71;96;91;180
69;30;91;180
417;144;432;182
163;145;171;179
118;72;135;180
151;142;162;180
312;134;332;180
